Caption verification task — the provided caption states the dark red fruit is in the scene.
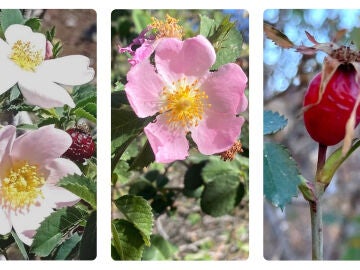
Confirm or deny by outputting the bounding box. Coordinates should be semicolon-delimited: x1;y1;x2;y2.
303;64;360;146
63;128;95;163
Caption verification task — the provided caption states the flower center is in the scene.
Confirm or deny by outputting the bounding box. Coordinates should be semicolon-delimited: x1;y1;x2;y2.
150;14;183;40
10;40;43;71
160;78;211;129
1;162;45;210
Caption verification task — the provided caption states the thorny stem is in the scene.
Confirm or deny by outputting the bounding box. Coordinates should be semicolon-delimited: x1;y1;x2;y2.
310;143;327;260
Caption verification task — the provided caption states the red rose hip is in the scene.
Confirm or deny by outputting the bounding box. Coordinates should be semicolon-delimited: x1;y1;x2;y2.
303;64;360;146
63;128;95;163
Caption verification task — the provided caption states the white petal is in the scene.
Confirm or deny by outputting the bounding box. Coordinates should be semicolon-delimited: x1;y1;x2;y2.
11;125;72;165
10;203;54;246
18;74;75;108
0;126;16;179
0;208;12;235
5;24;46;58
42;185;80;209
42;158;81;185
38;55;95;85
0;40;19;95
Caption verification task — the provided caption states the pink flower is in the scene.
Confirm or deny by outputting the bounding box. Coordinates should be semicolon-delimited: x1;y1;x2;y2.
125;35;248;163
0;125;81;245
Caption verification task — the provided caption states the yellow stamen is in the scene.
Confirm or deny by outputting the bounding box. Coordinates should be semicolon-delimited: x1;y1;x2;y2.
150;14;183;40
10;40;43;71
160;78;210;130
1;162;45;210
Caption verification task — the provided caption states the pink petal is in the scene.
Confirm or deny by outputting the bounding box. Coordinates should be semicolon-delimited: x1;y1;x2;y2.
18;74;75;108
11;125;72;165
0;126;16;179
191;110;245;155
201;63;248;115
155;35;216;83
41;158;81;185
125;60;164;117
0;208;12;235
129;42;154;66
144;115;189;163
10;203;54;246
42;185;80;209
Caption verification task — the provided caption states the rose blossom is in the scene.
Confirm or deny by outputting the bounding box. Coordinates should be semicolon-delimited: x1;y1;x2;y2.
0;125;81;245
0;24;94;108
125;35;248;163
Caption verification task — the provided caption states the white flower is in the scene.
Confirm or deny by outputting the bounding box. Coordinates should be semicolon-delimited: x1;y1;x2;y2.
0;125;81;245
0;24;94;108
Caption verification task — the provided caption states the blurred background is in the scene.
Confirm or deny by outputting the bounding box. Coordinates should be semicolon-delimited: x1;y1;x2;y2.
264;9;360;260
111;10;249;260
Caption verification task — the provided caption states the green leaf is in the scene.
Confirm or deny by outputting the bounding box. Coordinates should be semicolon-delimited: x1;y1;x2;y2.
31;207;88;257
55;233;81;260
73;107;96;123
114;195;153;246
9;85;21;101
79;211;97;260
129;179;157;200
11;230;29;259
184;160;207;190
200;15;242;70
0;9;24;31
142;235;177;260
111;90;129;108
131;10;151;33
72;84;96;103
112;159;130;185
318;139;360;185
58;175;97;209
200;158;244;217
129;140;155;170
264;110;288;135
24;17;41;31
111;106;151;143
263;142;301;210
111;219;145;260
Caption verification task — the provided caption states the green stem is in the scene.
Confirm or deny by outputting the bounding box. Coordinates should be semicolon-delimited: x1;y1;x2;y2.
310;143;327;260
309;183;323;260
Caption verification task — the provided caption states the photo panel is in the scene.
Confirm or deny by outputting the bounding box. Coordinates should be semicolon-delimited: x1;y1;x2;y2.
0;9;97;260
264;9;360;260
111;9;249;260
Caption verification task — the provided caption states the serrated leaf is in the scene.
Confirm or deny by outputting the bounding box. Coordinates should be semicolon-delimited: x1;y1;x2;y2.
55;233;81;260
1;9;24;31
114;195;153;246
24;17;41;31
200;15;242;70
142;234;177;260
73;107;96;123
264;142;301;210
200;158;243;217
31;207;88;257
79;211;96;260
111;219;145;260
264;110;288;135
58;175;96;209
